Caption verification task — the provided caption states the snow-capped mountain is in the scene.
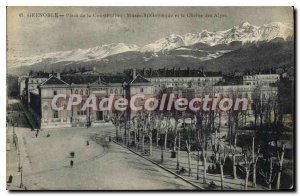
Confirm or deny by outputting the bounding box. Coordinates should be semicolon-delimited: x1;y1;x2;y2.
140;34;186;53
8;22;293;68
8;43;139;68
141;22;293;52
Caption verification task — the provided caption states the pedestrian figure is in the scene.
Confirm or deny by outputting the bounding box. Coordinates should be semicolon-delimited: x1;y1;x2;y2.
86;140;89;146
35;133;38;138
7;175;13;183
70;160;74;168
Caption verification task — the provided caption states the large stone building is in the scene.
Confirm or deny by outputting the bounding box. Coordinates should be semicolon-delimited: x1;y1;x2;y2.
20;68;280;129
31;72;155;128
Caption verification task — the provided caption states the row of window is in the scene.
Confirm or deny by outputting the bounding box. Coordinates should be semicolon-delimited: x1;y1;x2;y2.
244;75;279;80
151;78;222;83
53;88;124;96
53;110;87;118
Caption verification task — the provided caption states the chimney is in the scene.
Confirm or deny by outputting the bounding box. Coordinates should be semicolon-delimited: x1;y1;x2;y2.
132;69;137;79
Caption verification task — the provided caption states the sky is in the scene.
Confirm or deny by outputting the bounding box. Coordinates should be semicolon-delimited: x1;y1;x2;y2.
7;6;294;60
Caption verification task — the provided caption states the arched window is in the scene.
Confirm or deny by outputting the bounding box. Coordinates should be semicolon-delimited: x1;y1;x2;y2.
140;88;144;93
85;89;89;95
75;89;78;94
115;89;118;94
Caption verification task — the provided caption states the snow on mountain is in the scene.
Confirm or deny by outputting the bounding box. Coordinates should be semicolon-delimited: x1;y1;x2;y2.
141;22;293;52
140;34;186;53
8;22;293;68
9;43;139;68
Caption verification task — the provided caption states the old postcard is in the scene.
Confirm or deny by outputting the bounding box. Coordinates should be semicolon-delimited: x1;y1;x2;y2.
6;6;294;191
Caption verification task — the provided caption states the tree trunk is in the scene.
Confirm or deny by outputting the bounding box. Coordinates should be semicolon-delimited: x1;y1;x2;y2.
203;153;207;184
268;157;273;190
141;133;145;153
197;150;200;180
188;151;191;176
122;128;125;143
161;146;164;163
176;132;181;170
164;133;168;150
149;134;152;156
127;129;131;146
253;165;257;188
232;154;237;179
116;126;119;142
134;129;137;149
276;146;285;190
220;164;224;190
276;169;282;190
245;170;249;190
252;137;256;188
156;131;159;147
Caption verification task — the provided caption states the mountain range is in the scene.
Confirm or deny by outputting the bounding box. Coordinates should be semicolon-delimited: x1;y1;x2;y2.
7;22;294;75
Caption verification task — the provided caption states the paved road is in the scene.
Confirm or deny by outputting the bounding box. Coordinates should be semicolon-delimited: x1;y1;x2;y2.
17;125;195;190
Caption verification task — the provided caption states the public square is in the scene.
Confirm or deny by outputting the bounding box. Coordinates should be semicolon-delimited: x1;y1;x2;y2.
6;104;196;190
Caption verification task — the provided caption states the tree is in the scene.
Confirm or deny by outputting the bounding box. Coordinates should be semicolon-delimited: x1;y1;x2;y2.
183;121;196;177
195;110;211;184
144;112;156;156
211;131;229;190
229;132;238;180
160;115;172;163
239;142;258;190
155;113;164;147
219;148;229;190
276;143;286;190
131;115;139;148
252;136;261;188
259;156;276;190
169;111;181;170
111;111;122;141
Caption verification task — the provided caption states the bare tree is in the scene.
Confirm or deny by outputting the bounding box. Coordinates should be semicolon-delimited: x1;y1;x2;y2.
259;156;276;190
111;111;122;142
239;144;255;190
219;148;229;190
195;110;210;184
229;132;238;180
276;143;286;190
183;121;196;177
252;136;261;188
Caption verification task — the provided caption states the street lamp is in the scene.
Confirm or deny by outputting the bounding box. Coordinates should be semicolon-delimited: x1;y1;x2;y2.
12;122;15;145
19;166;23;188
18;144;21;172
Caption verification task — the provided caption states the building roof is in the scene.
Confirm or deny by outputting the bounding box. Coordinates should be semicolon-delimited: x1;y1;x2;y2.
61;75;99;85
129;75;151;84
127;68;223;78
30;72;51;78
40;76;69;86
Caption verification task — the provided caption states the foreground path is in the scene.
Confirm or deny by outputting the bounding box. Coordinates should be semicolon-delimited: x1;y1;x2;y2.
12;125;195;190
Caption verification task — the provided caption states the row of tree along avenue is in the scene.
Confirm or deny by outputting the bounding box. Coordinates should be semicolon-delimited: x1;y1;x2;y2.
110;86;292;190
